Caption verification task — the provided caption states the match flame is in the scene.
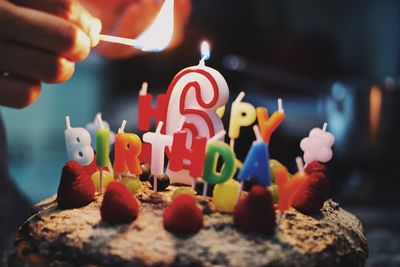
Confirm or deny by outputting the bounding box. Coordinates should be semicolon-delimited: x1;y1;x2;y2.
200;41;210;61
369;85;382;141
135;0;174;52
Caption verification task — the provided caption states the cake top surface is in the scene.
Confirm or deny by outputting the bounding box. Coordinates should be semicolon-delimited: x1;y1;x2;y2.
16;185;368;267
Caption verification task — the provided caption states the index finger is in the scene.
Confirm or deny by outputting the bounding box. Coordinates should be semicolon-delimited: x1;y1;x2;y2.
11;0;102;46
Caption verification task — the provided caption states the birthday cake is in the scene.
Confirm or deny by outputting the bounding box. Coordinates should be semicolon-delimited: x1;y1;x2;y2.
9;45;368;266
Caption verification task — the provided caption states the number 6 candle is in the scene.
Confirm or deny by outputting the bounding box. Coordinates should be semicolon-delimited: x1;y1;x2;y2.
164;41;230;185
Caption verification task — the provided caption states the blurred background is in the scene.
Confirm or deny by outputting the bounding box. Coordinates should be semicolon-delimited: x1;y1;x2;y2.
1;0;400;266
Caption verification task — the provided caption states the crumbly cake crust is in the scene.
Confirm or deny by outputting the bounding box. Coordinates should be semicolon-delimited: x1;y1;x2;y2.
11;185;368;267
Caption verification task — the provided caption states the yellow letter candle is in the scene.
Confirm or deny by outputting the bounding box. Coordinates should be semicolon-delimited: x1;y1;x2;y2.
228;91;256;150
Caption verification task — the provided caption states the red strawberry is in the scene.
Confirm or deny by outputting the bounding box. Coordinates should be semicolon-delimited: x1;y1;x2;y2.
83;155;98;177
101;181;139;224
163;195;203;235
292;171;330;215
57;161;96;209
305;161;327;174
234;185;276;233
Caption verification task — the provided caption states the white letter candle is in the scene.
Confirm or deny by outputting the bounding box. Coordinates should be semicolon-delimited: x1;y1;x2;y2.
164;41;229;185
143;122;173;192
64;116;94;166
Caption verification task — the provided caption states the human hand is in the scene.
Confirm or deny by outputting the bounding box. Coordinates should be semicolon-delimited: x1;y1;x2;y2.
81;0;192;59
0;0;101;108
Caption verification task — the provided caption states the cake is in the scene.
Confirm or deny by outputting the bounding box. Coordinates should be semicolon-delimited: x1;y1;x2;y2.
9;182;368;267
9;45;368;266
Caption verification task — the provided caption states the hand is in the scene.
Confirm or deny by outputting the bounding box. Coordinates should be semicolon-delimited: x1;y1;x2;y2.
0;0;101;109
81;0;192;59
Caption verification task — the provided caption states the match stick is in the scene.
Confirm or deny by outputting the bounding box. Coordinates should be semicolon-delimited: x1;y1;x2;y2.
99;34;139;47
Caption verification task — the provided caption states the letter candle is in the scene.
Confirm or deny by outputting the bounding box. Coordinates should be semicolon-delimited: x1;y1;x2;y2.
143;122;173;192
236;125;262;203
275;157;309;213
96;114;110;194
138;82;167;132
202;130;233;198
238;125;271;186
256;98;285;143
65;116;94;166
228;91;256;150
114;120;142;181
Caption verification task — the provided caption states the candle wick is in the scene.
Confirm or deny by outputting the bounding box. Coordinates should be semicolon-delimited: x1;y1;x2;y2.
234;91;245;103
278;98;284;113
296;157;305;176
230;138;235;151
139;82;148;96
253;125;262;142
156;121;164;133
95;112;102;123
199;58;206;66
96;114;105;129
118;120;127;134
65;116;71;129
322;122;328;132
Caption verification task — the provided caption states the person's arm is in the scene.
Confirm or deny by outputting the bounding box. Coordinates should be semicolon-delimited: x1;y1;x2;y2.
0;0;191;109
0;0;101;109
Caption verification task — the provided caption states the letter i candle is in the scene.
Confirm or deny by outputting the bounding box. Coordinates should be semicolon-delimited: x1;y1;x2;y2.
96;114;111;194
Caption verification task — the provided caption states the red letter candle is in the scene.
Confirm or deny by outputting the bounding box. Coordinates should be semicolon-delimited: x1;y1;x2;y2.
168;131;207;178
138;82;167;131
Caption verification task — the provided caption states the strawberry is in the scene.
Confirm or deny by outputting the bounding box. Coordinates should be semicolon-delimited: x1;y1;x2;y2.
57;161;96;209
163;194;203;235
234;185;276;233
100;181;140;224
292;171;329;215
305;161;327;174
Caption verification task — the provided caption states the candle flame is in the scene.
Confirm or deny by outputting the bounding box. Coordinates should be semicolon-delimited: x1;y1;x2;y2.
200;41;210;61
135;0;175;52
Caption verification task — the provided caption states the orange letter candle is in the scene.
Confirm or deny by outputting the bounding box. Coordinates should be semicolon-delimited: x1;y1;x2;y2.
274;157;308;212
256;98;285;144
114;133;142;175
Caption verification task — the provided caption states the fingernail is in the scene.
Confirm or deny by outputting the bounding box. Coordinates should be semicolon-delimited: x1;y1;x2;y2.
89;18;102;47
75;30;91;60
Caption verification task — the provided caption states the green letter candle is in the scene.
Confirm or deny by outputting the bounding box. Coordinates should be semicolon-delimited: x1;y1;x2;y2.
203;141;236;184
